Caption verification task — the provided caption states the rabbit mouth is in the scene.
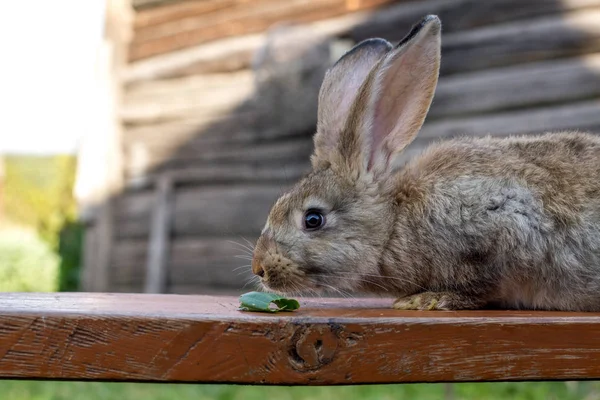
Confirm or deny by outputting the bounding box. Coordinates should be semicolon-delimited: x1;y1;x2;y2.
261;278;318;295
262;273;356;296
260;269;321;295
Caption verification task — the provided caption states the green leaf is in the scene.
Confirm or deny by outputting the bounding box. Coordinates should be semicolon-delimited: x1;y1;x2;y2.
238;291;300;313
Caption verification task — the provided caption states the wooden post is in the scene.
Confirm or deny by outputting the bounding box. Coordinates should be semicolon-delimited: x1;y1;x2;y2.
77;0;132;291
144;174;173;293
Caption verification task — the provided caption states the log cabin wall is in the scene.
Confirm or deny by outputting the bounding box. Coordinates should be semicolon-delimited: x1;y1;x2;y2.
84;0;600;294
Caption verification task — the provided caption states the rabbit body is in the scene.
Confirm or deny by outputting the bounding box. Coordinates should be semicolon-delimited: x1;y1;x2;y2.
251;15;600;310
385;133;600;311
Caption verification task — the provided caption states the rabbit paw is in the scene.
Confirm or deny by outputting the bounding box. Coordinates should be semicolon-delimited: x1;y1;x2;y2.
393;292;485;310
393;292;452;311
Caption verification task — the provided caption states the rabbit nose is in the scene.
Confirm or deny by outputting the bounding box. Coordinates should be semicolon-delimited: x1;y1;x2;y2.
252;259;265;278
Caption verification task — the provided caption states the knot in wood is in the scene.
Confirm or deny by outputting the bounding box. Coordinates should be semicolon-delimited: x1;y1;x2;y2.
289;324;339;372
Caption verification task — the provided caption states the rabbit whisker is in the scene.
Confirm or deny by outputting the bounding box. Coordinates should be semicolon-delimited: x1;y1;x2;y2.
227;240;255;255
311;273;388;292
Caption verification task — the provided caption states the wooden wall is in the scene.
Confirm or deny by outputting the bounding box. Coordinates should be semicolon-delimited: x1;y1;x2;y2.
84;0;600;294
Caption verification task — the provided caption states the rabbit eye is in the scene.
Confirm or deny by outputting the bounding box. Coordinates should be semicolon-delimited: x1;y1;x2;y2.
304;210;325;231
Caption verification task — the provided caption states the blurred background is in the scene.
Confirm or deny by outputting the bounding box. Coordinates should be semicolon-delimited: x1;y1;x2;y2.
1;0;600;399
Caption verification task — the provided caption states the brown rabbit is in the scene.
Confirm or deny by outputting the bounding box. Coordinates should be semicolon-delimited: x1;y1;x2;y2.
250;15;600;311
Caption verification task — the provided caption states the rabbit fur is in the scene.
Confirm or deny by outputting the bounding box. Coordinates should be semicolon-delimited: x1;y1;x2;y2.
250;15;600;311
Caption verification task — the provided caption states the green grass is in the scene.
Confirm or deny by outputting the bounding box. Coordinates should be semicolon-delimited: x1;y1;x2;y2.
0;228;59;292
2;154;82;291
0;381;597;400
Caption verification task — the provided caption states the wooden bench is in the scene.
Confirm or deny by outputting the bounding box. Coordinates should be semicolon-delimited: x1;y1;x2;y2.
0;292;598;384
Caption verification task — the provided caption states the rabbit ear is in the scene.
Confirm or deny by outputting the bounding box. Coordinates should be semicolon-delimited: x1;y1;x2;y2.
343;15;442;179
312;38;392;169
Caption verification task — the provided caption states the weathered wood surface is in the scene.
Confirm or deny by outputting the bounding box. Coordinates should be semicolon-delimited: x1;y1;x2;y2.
125;161;309;189
122;71;255;124
112;237;257;288
122;134;313;183
2;293;600;383
142;137;313;171
122;52;600;133
419;100;600;142
430;53;600;118
144;175;173;293
133;0;396;29
124;1;600;82
349;0;600;43
130;0;393;60
440;9;600;75
115;184;286;238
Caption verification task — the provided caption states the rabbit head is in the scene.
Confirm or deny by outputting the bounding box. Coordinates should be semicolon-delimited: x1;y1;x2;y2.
252;16;441;295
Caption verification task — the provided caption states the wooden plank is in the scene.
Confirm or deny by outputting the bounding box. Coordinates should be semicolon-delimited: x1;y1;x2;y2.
132;0;186;9
134;0;237;16
115;184;287;238
144;175;173;293
122;134;314;182
419;99;600;142
349;0;600;43
440;9;600;75
112;237;258;288
130;0;600;61
2;292;600;383
124;1;600;81
139;163;310;187
123;4;383;81
124;33;265;82
122;127;312;180
134;0;239;28
134;0;399;29
140;137;314;169
429;53;600;118
122;71;255;124
129;0;395;60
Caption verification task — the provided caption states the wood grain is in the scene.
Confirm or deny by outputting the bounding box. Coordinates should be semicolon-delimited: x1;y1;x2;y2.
129;0;394;60
429;53;600;119
111;237;259;289
419;99;600;141
124;1;600;81
144;175;173;293
2;292;600;383
349;0;600;42
440;9;600;75
114;184;288;238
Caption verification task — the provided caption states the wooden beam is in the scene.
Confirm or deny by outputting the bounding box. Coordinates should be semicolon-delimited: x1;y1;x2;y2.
144;175;173;293
2;293;600;383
